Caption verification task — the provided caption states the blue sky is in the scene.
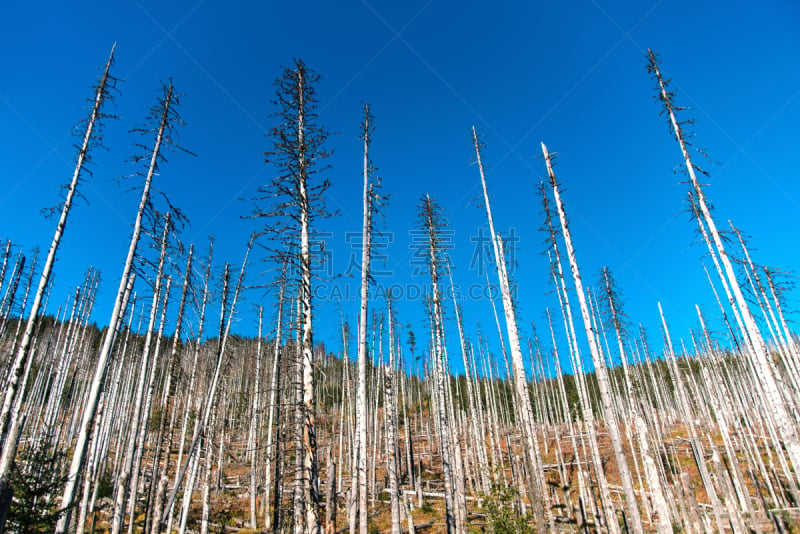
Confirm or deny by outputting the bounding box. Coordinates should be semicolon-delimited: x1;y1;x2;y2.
1;0;799;374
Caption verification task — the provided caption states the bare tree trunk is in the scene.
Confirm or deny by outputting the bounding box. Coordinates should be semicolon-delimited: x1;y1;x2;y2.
472;128;545;524
294;67;321;534
149;245;193;534
634;413;672;534
325;448;337;534
168;240;213;534
129;276;171;534
386;299;401;534
165;235;252;525
695;306;758;526
265;265;287;530
449;268;489;495
0;47;116;518
352;105;374;534
248;308;264;529
0;241;11;327
658;303;726;532
765;268;800;366
56;81;178;534
420;195;463;534
647;50;800;483
112;215;172;534
542;196;614;532
200;411;216;534
294;297;306;534
542;142;644;534
0;46;115;445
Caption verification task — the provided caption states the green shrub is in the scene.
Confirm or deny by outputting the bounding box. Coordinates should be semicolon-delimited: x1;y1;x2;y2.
6;443;67;534
96;468;113;499
481;483;537;534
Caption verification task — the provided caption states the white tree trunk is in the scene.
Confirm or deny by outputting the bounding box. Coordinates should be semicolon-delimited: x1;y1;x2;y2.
386;299;401;534
169;241;212;534
0;47;116;514
112;215;171;534
542;142;644;534
248;308;263;529
264;266;286;530
56;82;175;534
648;51;800;483
472;128;545;524
352;105;373;534
634;414;672;534
165;236;251;525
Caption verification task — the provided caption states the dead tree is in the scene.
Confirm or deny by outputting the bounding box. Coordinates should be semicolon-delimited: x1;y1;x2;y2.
542;142;644;534
252;59;333;534
472;127;546;525
647;49;800;484
419;195;464;534
56;80;188;534
351;104;385;534
0;47;117;518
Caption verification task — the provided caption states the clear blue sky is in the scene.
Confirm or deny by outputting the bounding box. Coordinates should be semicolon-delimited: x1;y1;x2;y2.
1;0;799;374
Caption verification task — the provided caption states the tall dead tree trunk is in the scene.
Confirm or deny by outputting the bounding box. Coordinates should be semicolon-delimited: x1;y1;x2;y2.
255;59;332;534
449;266;489;495
542;142;644;534
56;80;183;534
167;239;213;534
165;235;252;526
420;195;464;534
472;127;545;524
248;307;264;529
0;47;117;516
658;302;726;532
386;298;401;534
352;104;375;534
150;244;193;534
111;213;172;534
265;261;288;531
647;49;800;483
542;187;613;531
0;46;116;442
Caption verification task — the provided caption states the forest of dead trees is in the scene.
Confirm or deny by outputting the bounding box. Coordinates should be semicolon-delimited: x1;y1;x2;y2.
1;45;800;534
